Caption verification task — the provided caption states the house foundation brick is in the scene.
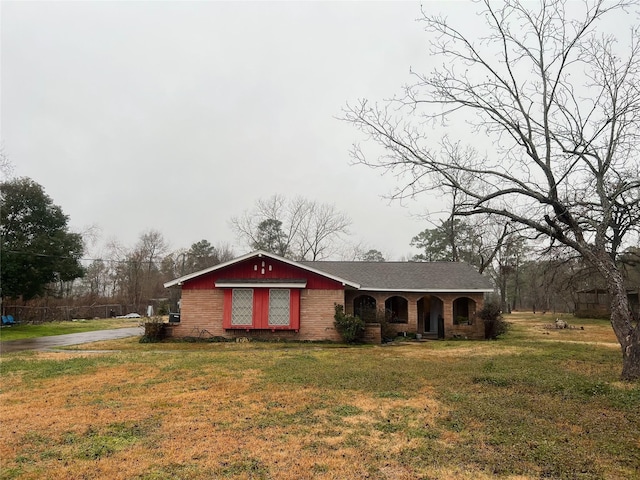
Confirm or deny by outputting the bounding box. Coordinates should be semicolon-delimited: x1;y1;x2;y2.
363;323;382;344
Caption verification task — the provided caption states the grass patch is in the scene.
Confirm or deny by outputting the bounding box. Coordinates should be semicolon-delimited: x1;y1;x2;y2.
1;354;119;382
0;312;638;479
0;317;139;341
70;419;158;460
263;349;427;395
332;404;363;417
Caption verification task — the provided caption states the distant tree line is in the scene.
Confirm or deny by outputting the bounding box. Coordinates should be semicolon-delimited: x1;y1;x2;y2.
5;177;637;325
0;180;384;320
410;215;640;315
0;177;238;319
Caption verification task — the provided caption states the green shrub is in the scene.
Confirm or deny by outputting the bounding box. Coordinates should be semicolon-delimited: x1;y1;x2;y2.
333;304;365;344
478;302;510;339
140;316;166;343
157;303;169;316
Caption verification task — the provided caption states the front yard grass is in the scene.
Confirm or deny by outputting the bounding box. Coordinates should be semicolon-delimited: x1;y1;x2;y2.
0;312;638;479
0;317;141;342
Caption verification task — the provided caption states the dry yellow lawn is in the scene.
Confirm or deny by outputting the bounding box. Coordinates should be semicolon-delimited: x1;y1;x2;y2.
1;313;638;480
1;352;461;479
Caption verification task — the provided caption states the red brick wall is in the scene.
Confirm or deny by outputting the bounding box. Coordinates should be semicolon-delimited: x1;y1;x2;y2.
363;323;381;344
167;288;343;341
439;293;485;340
166;289;225;338
299;289;343;341
168;286;486;341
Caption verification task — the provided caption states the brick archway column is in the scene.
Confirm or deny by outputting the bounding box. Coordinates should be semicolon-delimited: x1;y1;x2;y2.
406;293;419;332
374;293;386;321
441;294;455;337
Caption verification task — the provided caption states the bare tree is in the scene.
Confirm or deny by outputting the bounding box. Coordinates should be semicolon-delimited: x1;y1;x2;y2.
359;249;386;262
215;242;236;263
230;195;351;260
344;0;640;380
230;195;297;257
106;230;169;310
82;259;112;298
340;241;380;261
295;201;351;260
0;144;14;181
136;230;169;302
107;239;142;307
138;230;169;274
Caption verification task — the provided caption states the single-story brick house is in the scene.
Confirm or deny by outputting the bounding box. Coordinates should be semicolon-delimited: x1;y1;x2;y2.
163;250;494;342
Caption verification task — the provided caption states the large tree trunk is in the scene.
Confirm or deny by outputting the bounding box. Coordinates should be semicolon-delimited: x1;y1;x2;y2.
610;284;640;381
589;249;640;381
621;328;640;381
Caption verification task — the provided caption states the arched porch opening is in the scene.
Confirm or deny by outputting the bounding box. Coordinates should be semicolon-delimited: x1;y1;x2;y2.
353;295;377;322
417;296;444;335
385;296;408;323
453;297;477;325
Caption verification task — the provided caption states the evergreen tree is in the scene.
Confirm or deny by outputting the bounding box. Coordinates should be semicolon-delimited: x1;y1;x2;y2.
1;178;84;300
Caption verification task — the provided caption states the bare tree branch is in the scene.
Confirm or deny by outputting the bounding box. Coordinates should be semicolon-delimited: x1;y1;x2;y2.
342;0;640;380
230;195;351;260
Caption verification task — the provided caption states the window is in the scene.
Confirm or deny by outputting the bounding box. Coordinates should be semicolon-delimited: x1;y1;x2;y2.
268;289;290;326
385;296;408;323
223;287;300;330
453;297;474;325
354;295;377;322
231;289;253;325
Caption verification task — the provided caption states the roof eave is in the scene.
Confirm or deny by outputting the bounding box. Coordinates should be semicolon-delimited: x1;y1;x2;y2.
357;287;495;293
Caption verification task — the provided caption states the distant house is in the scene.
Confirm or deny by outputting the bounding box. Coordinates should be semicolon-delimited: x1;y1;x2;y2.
163;250;494;342
575;288;640;320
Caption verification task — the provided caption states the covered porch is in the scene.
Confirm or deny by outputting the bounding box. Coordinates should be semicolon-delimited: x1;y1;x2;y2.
344;290;486;340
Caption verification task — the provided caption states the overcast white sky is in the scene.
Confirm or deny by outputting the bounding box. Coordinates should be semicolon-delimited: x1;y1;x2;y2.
2;1;483;261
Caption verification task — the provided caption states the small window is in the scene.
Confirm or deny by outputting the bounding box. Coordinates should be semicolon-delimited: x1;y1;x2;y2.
231;289;253;325
453;297;474;325
268;289;290;326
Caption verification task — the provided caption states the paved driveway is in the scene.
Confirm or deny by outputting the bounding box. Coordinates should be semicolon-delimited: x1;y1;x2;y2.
0;327;143;354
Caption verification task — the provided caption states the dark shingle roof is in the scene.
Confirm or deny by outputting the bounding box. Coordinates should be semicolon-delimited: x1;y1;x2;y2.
164;250;494;292
301;261;494;292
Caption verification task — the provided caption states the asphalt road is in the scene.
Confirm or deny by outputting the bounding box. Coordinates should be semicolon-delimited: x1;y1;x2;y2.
0;326;143;354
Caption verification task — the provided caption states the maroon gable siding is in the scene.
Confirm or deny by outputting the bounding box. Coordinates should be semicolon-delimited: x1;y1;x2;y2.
182;256;345;290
